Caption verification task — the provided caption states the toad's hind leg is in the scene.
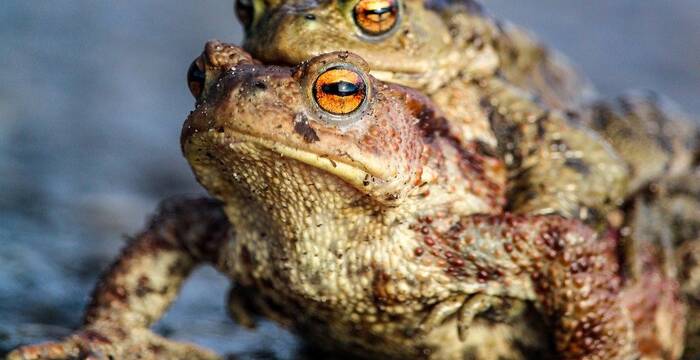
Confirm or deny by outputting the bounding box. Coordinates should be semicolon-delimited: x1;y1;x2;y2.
9;328;220;360
480;78;628;225
581;91;699;195
8;197;231;360
635;170;700;359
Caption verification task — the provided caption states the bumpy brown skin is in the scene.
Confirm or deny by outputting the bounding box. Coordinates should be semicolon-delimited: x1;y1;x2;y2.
11;43;690;360
239;0;700;228
581;94;700;360
181;43;640;359
579;91;699;196
624;168;700;359
241;3;700;348
239;0;630;227
241;0;595;109
9;42;643;360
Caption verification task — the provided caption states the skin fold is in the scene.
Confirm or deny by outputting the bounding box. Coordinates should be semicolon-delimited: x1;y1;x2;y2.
9;42;687;360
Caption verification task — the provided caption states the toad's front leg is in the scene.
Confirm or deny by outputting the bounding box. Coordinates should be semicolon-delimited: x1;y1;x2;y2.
432;214;637;359
8;198;231;360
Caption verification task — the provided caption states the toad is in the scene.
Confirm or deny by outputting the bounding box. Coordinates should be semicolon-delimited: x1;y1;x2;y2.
9;42;684;360
235;0;637;227
238;0;595;109
237;0;700;228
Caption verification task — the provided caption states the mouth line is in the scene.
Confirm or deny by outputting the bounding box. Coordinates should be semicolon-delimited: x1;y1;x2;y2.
220;130;380;190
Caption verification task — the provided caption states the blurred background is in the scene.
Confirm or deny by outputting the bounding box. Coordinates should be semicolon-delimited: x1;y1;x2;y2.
1;1;699;358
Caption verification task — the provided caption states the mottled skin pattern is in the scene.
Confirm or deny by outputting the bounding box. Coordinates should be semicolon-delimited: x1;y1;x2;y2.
240;2;700;356
579;94;700;359
10;42;686;360
237;0;700;222
238;0;632;227
579;92;698;196
241;0;594;109
623;169;700;359
170;44;637;358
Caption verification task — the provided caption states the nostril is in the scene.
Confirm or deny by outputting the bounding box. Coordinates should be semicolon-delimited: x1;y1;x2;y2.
254;80;267;90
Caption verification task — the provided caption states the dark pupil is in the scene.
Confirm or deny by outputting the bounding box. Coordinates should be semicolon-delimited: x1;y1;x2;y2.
365;6;392;17
322;81;360;96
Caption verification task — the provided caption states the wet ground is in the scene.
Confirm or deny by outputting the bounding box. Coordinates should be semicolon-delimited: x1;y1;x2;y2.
1;1;699;358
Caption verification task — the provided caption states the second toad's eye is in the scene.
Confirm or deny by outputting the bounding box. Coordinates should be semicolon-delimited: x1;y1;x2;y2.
313;67;367;115
353;0;399;36
187;58;206;99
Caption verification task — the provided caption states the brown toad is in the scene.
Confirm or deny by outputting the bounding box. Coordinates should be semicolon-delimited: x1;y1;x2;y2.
238;4;700;337
237;0;700;227
9;42;685;360
236;0;636;227
238;0;595;109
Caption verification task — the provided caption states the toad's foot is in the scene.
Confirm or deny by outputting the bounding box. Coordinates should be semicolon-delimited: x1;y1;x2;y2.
422;214;638;358
9;197;231;360
7;329;220;360
419;294;513;341
7;326;220;360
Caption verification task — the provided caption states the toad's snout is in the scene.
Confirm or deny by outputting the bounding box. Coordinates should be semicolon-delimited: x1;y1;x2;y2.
203;40;255;69
187;40;256;101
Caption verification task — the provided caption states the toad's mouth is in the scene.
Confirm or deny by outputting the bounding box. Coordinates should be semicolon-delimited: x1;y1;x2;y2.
220;130;391;193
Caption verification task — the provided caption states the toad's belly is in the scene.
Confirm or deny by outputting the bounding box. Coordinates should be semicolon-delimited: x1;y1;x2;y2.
228;284;553;360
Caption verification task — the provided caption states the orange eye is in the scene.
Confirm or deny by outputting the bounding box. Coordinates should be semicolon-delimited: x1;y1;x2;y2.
313;67;367;115
353;0;399;36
